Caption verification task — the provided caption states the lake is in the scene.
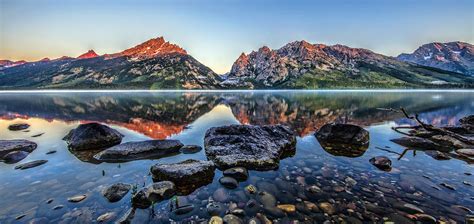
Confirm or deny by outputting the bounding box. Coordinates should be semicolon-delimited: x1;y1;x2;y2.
0;90;473;223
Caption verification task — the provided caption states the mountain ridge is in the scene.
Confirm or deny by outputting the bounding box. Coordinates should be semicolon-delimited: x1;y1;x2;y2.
397;41;473;76
1;38;473;89
224;40;473;89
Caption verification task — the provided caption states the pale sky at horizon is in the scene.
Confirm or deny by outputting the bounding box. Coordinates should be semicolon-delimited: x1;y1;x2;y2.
1;0;473;74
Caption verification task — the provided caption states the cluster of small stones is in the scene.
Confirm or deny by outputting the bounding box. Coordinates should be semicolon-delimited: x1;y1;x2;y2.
5;117;473;223
1;124;51;168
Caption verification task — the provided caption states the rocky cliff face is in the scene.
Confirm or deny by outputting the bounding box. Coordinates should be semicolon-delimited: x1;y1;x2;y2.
397;42;474;76
0;37;221;89
225;41;474;88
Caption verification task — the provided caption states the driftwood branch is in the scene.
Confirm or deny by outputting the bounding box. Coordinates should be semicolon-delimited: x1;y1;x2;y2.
377;107;474;145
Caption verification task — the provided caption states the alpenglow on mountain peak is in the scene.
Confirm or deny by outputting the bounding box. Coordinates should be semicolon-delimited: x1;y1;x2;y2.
114;36;188;59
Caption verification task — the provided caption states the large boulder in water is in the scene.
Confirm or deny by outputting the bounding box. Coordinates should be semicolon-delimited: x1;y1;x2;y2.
315;123;369;157
204;124;296;170
94;140;183;162
0;139;37;157
150;159;215;195
63;123;123;151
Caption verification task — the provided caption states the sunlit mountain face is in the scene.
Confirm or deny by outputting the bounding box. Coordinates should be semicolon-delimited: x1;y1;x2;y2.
0;92;472;138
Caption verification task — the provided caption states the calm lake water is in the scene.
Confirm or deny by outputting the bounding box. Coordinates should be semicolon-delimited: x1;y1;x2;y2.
0;91;473;223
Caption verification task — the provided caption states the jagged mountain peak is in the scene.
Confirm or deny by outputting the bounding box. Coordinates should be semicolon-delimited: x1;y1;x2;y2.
397;41;473;75
77;50;99;59
117;36;187;58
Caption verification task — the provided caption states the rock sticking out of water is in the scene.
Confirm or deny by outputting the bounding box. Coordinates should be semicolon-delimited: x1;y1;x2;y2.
102;183;131;202
151;159;215;195
315;123;370;157
204;124;296;170
456;148;474;157
63;123;123;151
0;139;37;158
14;160;48;170
391;137;447;151
180;145;202;154
369;156;392;171
94;140;183;162
8;123;30;131
2;151;29;164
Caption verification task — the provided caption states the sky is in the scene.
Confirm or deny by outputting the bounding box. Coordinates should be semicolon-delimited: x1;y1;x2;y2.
0;0;473;74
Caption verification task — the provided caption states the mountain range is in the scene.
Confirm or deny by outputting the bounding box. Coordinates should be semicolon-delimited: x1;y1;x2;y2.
0;37;472;89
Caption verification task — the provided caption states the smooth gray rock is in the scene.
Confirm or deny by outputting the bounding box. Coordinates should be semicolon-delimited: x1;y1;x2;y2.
0;139;37;157
2;150;29;164
14;160;48;170
150;159;215;195
102;183;131;202
223;167;248;181
180;145;202;154
219;176;238;189
204;124;296;170
94;140;183;162
63;123;123;151
146;181;176;202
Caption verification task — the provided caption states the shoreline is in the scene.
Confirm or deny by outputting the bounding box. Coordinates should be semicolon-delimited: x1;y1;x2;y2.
0;89;474;93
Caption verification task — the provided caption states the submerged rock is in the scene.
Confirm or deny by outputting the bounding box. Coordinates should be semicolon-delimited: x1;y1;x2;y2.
180;145;202;154
150;159;215;195
97;212;116;223
204;124;296;170
146;181;176;202
369;156;392;171
94;140;183;162
102;183;131;202
8;123;30;131
131;188;151;209
223;167;249;181
315;123;369;157
67;194;87;203
14;160;48;170
2;151;29;164
0;139;37;158
63;123;123;151
131;181;176;209
219;176;239;189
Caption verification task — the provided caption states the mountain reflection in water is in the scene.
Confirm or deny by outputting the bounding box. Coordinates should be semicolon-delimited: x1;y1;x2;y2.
0;92;472;138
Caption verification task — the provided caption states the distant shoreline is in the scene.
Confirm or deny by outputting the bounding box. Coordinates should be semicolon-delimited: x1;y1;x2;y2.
0;89;473;93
